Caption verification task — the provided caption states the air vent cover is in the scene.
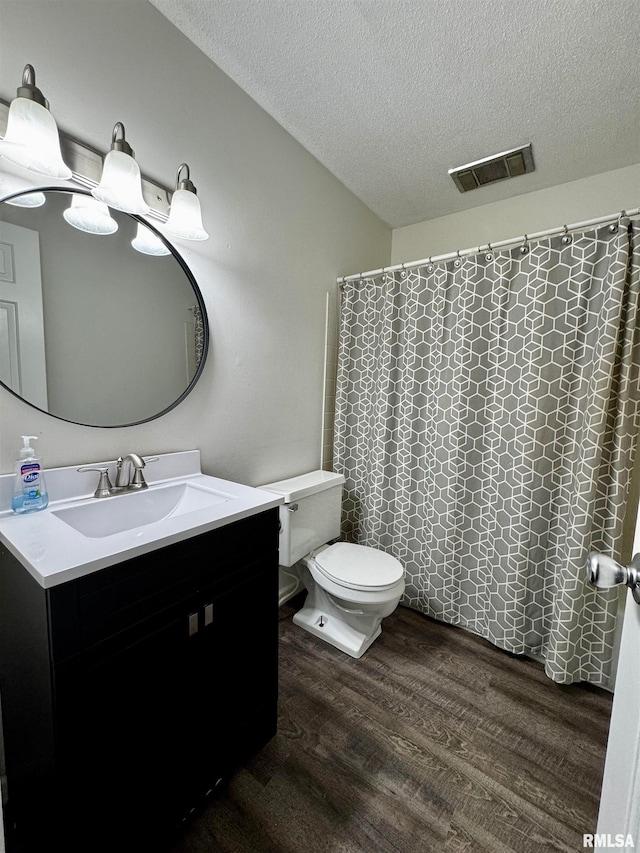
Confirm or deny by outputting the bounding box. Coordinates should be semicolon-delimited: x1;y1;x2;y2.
449;144;535;193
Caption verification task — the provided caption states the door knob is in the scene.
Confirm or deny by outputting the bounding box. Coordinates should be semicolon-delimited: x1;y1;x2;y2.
586;552;640;604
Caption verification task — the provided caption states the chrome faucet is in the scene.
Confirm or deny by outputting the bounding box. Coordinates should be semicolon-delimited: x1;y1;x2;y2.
116;453;150;490
78;454;158;498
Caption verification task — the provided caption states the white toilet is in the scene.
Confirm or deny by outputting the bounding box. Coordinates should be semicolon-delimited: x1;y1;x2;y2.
260;470;405;659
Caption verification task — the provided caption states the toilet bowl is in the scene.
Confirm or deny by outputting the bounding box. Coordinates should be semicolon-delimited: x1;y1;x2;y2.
295;541;405;658
259;471;405;658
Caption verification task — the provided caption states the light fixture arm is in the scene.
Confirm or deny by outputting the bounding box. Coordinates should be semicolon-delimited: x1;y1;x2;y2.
16;64;49;109
176;163;197;195
110;122;134;158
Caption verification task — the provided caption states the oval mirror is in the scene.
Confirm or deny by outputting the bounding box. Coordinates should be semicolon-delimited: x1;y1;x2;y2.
0;187;208;427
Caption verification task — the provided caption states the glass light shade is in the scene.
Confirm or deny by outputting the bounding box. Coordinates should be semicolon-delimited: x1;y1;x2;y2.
165;188;209;241
131;223;170;256
63;195;118;235
0;97;72;179
5;191;46;208
92;149;149;215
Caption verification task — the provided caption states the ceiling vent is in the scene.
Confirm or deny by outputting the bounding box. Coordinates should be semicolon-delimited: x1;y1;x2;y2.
449;144;535;193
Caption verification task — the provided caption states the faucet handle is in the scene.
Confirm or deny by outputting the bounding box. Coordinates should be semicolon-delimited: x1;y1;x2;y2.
128;456;158;490
77;466;114;499
129;457;158;490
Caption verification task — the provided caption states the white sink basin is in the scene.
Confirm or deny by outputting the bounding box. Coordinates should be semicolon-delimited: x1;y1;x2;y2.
53;482;235;539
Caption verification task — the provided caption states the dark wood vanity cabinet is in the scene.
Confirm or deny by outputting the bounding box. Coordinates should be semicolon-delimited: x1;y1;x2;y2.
0;508;279;851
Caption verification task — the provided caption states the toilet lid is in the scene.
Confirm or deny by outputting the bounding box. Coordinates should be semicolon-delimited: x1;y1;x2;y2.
314;542;404;591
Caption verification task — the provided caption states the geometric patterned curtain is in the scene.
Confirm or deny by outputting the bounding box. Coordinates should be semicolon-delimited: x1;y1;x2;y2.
334;220;640;684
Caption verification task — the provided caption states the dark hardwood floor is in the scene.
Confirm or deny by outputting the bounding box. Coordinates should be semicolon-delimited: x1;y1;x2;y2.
172;599;612;853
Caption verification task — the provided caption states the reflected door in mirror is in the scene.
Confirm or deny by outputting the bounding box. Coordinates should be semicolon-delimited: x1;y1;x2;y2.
0;221;48;409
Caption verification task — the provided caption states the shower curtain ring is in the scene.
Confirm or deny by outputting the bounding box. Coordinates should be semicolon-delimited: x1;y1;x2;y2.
561;224;572;244
454;249;462;268
427;256;434;273
401;262;407;279
485;243;493;261
610;211;625;233
520;235;530;255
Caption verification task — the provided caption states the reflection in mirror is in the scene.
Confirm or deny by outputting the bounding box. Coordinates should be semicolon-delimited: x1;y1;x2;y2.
0;188;207;427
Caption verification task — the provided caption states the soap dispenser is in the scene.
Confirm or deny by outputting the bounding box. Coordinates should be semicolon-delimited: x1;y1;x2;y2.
11;435;49;514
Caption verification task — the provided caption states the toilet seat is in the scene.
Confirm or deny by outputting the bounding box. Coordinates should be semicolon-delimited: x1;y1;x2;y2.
312;542;403;592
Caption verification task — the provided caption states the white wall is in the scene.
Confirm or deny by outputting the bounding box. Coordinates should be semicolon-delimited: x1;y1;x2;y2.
391;164;640;264
0;0;391;485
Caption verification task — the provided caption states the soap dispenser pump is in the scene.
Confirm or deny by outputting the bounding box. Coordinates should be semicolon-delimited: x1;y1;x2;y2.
12;435;49;514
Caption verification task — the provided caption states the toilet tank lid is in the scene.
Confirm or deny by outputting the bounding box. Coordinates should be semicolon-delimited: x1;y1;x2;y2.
259;470;345;503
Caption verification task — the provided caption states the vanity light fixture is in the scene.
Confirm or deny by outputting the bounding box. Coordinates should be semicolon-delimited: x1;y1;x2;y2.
131;222;170;256
63;194;118;235
0;67;210;232
5;191;46;208
0;64;72;179
165;164;209;241
92;122;150;216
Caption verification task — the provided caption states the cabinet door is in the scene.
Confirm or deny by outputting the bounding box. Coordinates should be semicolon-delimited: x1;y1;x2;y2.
53;599;202;847
193;557;279;780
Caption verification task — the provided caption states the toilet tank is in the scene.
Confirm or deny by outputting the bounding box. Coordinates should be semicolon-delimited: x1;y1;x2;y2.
259;470;345;566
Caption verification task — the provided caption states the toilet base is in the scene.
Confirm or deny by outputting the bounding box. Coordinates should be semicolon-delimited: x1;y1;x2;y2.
292;569;397;659
293;605;382;659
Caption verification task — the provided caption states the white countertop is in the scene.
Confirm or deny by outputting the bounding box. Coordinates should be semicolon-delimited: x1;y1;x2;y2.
0;451;282;589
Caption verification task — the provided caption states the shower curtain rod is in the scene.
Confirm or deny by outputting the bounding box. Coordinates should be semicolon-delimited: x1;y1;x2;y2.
337;206;640;284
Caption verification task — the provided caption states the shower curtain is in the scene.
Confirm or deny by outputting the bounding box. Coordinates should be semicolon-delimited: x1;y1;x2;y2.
334;219;640;684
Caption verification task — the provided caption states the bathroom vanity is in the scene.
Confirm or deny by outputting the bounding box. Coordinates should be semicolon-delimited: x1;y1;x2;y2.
0;452;281;851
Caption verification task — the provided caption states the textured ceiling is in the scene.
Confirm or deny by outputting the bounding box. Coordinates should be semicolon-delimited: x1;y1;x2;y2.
149;0;640;228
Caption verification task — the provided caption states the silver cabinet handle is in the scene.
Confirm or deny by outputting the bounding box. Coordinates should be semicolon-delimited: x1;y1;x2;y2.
586;552;640;604
287;503;299;512
188;612;199;636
